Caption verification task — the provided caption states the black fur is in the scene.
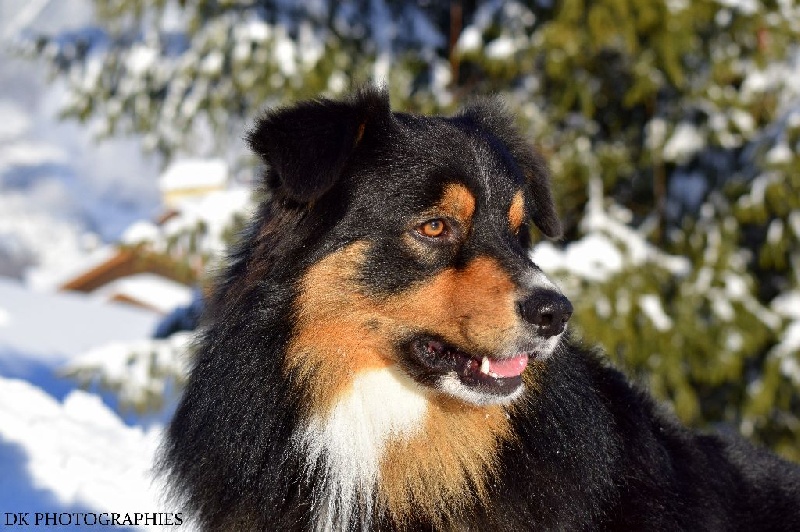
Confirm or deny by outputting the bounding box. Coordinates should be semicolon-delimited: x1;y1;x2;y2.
160;87;800;531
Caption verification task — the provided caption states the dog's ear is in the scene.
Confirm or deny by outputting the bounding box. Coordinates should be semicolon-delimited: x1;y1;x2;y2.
460;100;562;239
247;87;390;202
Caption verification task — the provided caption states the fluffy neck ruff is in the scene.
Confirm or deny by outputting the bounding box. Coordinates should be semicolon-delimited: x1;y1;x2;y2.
293;366;513;530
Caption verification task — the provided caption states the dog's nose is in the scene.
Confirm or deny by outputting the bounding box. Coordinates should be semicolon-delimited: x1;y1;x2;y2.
518;291;573;337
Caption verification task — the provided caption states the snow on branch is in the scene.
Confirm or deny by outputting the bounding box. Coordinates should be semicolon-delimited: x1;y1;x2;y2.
62;332;193;414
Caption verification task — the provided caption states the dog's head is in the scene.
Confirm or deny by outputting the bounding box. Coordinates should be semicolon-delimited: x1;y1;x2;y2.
248;87;571;410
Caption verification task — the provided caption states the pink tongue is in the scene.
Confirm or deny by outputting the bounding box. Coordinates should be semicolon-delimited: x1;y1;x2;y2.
488;354;529;378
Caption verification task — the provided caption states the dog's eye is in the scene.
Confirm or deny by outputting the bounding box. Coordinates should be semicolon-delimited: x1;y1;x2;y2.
418;219;447;238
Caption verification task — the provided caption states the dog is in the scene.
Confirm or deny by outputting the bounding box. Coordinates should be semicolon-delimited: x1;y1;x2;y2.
160;87;800;531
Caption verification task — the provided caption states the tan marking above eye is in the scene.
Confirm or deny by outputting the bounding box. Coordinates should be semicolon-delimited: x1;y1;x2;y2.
509;190;526;233
437;184;475;232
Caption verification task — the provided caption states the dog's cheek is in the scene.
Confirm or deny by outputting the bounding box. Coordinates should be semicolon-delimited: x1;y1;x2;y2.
378;256;521;354
358;238;455;294
286;241;394;413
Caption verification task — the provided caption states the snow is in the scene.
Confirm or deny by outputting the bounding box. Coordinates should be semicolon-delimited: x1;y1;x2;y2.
25;245;117;293
0;277;169;525
716;0;760;15
241;18;271;41
121;220;161;245
158;158;228;193
730;109;755;134
773;291;800;319
93;274;193;314
127;44;158;75
65;332;191;409
532;178;691;283
0;100;32;141
737;172;781;210
0;14;160;282
766;141;793;164
0;190;88;280
639;295;674;331
0;278;159;370
298;21;325;68
646;118;668;149
771;292;800;384
666;0;689;13
0;139;68;167
457;27;482;52
273;28;298;77
663;123;706;163
0;376;165;514
200;50;224;75
485;36;516;59
157;187;253;257
533;235;623;282
0;4;214;515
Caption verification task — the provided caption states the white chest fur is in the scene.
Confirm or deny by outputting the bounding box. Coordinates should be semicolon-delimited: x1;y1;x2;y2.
295;366;429;531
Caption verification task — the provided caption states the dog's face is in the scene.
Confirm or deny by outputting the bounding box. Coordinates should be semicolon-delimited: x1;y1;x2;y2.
249;88;571;409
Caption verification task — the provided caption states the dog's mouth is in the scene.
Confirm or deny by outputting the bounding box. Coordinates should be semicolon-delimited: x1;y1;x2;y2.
408;337;530;397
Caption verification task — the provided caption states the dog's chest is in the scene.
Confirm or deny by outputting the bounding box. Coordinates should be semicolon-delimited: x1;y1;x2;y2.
294;367;429;530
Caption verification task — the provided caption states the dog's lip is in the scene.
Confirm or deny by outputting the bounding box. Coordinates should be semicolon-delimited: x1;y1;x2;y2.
408;336;532;394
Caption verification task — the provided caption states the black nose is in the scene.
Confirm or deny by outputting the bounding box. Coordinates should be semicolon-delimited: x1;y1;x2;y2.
518;291;573;338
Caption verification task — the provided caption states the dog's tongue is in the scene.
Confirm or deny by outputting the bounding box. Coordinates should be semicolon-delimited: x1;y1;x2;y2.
487;354;529;378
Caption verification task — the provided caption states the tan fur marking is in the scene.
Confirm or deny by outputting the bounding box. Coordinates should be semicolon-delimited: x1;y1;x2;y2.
437;183;476;232
509;190;526;232
378;400;512;525
287;242;391;412
381;256;521;355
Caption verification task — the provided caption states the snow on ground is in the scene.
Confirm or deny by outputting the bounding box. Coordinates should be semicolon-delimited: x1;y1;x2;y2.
0;278;172;528
0;2;231;527
0;5;175;521
25;245;118;293
0;377;166;518
65;332;192;413
0;278;159;380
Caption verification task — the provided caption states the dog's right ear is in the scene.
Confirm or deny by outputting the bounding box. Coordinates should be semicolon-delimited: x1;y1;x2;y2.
247;87;390;202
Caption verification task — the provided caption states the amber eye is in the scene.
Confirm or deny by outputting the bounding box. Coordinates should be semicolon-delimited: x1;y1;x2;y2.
418;219;447;238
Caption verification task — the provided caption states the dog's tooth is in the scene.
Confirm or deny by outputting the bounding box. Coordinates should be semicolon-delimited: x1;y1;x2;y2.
480;356;490;374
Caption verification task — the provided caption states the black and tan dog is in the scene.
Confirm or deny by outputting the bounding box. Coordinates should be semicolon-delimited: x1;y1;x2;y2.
160;87;800;531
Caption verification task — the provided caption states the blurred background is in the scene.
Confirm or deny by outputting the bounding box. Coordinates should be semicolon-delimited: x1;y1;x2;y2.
0;0;798;521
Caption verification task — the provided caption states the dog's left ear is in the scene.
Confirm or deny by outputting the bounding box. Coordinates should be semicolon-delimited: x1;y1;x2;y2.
247;87;390;202
460;101;563;239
